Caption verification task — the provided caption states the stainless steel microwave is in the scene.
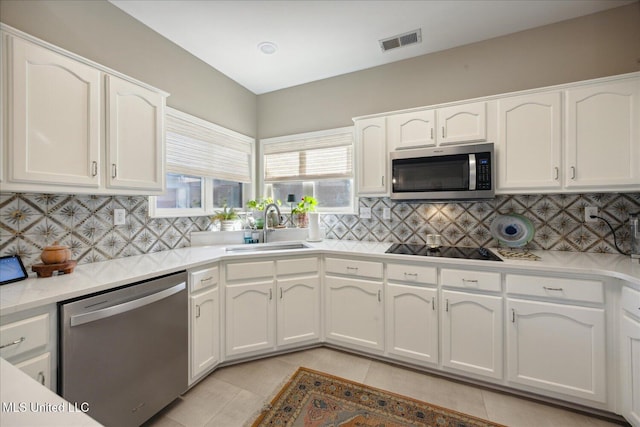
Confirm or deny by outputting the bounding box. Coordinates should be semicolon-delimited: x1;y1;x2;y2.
390;143;495;200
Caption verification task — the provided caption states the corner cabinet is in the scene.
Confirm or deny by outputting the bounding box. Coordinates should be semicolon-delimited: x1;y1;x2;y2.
1;26;167;195
565;78;639;190
355;117;388;196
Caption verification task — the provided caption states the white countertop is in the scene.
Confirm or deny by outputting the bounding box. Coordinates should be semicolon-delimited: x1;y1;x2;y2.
2;240;639;315
0;358;102;426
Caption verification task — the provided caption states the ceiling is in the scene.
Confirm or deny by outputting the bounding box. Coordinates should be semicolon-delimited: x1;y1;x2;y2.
109;0;635;95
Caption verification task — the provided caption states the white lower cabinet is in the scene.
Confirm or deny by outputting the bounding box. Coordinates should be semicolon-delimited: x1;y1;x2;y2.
325;275;384;352
621;286;640;426
277;275;320;347
188;265;220;384
224;257;321;359
225;280;275;357
385;283;438;365
14;352;51;389
507;298;606;403
441;290;503;380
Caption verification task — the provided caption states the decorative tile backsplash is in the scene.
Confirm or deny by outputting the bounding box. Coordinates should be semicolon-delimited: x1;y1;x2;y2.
1;192;639;271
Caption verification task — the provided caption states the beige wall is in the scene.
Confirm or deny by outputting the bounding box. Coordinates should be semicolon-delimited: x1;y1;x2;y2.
257;2;640;138
0;0;258;137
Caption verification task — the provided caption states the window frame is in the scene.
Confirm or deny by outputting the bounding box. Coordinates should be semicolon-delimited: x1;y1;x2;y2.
149;108;255;218
259;126;356;214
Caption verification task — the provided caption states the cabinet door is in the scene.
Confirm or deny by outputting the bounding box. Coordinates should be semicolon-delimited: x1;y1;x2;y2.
325;276;384;351
565;78;640;189
14;352;51;389
507;298;606;403
437;102;487;145
497;92;562;191
190;287;219;383
387;110;436;150
441;290;503;379
621;314;640;426
355;117;387;195
277;276;320;347
225;281;275;357
385;283;438;365
9;36;101;188
106;75;164;192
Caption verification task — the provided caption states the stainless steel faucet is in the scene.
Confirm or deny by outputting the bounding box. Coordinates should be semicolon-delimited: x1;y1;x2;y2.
263;203;282;243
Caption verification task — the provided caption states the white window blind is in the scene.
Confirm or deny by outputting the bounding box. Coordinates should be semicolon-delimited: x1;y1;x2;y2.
166;108;253;183
263;128;354;182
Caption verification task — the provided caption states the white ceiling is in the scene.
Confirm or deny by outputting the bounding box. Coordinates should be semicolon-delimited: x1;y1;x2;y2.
109;0;635;95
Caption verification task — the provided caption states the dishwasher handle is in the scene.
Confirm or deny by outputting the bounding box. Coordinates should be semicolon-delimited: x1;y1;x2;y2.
70;282;186;327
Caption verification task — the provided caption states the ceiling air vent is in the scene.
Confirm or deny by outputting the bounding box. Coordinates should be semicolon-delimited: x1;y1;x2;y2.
379;29;422;52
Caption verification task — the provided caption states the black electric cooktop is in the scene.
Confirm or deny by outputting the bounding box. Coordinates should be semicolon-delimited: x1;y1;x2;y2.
385;244;503;262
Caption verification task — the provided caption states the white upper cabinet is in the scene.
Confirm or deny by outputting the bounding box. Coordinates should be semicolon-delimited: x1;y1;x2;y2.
387;110;436;150
355;117;387;196
497;92;562;191
1;27;167;195
565;78;639;190
106;75;164;192
8;36;102;188
437;101;487;145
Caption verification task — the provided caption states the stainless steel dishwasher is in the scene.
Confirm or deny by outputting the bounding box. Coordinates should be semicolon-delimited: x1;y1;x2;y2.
59;271;188;427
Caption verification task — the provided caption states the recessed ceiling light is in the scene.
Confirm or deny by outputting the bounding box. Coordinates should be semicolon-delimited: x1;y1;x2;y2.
258;41;278;55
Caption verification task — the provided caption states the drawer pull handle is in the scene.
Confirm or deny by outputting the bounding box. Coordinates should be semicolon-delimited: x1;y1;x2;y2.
445;299;449;312
92;161;98;177
196;305;201;318
346;266;359;272
432;296;435;311
280;288;283;299
0;337;25;349
112;164;117;179
462;279;478;284
378;290;381;302
200;276;213;283
269;288;273;300
404;272;418;277
543;286;564;292
37;371;45;385
554;167;559;180
512;309;516;323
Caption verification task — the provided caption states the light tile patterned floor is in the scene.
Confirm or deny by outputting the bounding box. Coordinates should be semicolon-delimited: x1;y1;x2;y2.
143;347;622;427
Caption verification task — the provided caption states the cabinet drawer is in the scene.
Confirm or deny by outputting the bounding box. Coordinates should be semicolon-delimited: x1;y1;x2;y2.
506;274;603;304
226;261;274;281
277;257;319;276
189;265;219;292
441;269;501;292
387;263;437;285
621;286;640;316
0;314;49;360
325;258;383;279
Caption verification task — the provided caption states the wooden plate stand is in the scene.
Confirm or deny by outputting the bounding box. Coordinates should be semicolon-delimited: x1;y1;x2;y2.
32;260;77;278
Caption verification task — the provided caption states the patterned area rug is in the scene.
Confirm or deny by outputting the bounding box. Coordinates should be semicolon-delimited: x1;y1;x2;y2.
251;367;505;426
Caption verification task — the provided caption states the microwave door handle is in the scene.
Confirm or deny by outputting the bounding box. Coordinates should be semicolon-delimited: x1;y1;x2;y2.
468;154;476;190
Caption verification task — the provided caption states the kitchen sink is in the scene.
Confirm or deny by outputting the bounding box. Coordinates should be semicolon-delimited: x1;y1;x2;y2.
224;242;311;253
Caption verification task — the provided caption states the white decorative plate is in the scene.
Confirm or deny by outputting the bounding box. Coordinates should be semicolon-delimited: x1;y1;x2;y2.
490;214;535;248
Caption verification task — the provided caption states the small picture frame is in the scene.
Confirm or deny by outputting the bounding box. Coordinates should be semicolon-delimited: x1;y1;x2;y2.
0;255;29;285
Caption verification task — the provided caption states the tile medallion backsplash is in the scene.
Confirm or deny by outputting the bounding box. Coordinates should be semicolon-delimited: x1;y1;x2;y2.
1;192;639;271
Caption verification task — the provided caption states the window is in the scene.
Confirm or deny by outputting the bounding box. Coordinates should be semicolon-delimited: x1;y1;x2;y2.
150;108;254;218
260;127;355;213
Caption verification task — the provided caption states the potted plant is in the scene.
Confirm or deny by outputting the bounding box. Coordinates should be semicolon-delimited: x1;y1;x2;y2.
246;197;281;229
291;196;318;228
211;203;240;231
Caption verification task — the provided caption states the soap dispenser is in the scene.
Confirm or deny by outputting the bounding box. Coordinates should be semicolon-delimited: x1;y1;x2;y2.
631;213;640;260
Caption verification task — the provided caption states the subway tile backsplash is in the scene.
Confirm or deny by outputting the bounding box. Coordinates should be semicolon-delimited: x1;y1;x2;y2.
1;192;639;271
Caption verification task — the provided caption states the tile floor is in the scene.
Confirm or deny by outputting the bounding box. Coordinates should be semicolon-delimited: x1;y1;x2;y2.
144;347;623;427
